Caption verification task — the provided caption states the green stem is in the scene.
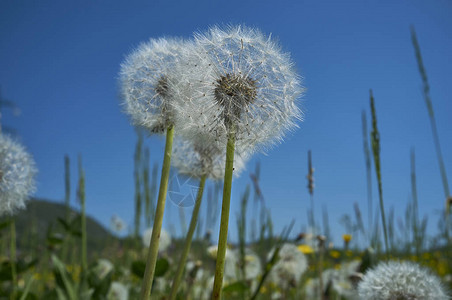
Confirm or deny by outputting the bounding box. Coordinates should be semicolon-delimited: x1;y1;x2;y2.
10;217;17;300
369;90;389;253
169;175;207;300
212;133;235;300
78;157;88;273
140;125;174;300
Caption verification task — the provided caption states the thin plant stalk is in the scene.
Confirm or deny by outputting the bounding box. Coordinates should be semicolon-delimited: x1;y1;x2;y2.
10;217;17;300
140;125;175;300
169;174;207;300
369;90;389;253
212;133;235;300
362;111;373;242
62;155;71;262
411;26;451;238
77;156;88;273
134;131;143;238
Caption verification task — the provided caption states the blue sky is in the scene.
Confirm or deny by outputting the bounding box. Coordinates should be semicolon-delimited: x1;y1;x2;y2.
1;0;451;246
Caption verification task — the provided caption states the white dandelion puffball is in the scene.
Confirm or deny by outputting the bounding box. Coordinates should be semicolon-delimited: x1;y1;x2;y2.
142;227;172;253
107;282;129;300
267;243;308;289
119;37;188;133
94;259;114;280
358;261;449;300
305;260;361;299
170;25;303;154
171;136;250;180
110;215;127;233
0;134;37;216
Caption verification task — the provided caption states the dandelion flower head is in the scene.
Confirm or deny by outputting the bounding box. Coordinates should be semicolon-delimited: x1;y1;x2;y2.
0;134;37;216
170;25;303;153
358;260;449;300
119;37;188;133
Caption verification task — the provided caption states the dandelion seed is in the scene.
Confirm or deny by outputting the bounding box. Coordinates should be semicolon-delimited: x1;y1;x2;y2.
0;134;37;216
358;261;449;300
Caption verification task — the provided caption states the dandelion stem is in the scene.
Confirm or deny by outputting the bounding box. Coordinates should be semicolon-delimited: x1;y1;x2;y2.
169;174;207;300
212;133;235;300
140;125;174;300
10;217;17;300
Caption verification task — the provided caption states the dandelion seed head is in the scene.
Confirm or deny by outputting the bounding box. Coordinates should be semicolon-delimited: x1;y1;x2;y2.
267;243;308;289
107;282;129;300
171;136;250;180
119;37;188;133
142;227;172;253
94;259;114;280
0;134;37;216
358;261;449;300
110;215;127;233
169;25;303;154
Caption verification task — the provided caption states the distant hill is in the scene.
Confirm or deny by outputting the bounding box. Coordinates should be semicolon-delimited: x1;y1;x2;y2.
7;198;115;254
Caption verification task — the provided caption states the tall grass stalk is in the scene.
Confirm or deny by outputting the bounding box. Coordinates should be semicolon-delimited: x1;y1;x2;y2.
169;174;207;300
10;217;17;300
369;89;389;253
411;26;451;239
238;185;250;286
212;132;235;300
77;155;88;273
143;147;152;228
140;125;174;300
134;130;143;238
410;148;422;255
362;111;373;242
62;155;71;262
307;150;315;231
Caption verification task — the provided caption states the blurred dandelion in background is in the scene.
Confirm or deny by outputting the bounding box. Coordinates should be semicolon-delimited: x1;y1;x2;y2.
142;227;172;253
0;134;37;216
267;243;308;290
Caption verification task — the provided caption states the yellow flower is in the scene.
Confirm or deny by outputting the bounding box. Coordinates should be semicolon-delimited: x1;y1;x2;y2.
342;234;352;243
330;250;341;259
297;244;314;254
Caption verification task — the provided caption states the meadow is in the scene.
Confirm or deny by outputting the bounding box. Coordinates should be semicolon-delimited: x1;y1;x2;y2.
1;23;451;300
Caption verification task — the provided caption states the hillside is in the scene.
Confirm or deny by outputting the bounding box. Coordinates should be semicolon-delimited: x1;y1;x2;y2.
5;198;115;254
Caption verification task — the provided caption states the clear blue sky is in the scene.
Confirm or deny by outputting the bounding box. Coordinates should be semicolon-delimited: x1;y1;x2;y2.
1;0;451;246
